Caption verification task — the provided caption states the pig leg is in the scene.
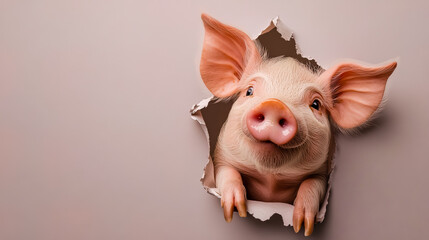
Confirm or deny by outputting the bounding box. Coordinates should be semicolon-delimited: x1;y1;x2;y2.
215;165;247;222
293;176;327;236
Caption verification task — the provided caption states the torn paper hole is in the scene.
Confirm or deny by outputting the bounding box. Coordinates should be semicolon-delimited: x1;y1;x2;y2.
190;17;334;226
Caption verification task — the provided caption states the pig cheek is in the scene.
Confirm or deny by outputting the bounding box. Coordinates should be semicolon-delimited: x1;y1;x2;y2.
225;102;261;165
308;109;330;137
306;112;331;157
226;100;254;144
310;106;328;124
240;103;260;141
240;108;251;140
305;105;330;138
228;95;259;139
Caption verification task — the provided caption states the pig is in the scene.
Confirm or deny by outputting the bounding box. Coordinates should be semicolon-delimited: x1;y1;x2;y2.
199;14;397;236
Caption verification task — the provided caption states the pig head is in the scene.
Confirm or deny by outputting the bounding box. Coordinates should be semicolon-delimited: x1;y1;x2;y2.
199;14;397;236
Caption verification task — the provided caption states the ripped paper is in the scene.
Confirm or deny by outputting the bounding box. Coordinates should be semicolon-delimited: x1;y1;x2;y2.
191;17;334;226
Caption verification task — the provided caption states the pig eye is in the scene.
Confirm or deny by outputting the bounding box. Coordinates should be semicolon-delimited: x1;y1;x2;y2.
245;86;254;96
311;99;321;110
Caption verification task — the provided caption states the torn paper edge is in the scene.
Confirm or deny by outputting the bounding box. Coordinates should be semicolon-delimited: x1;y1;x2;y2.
270;17;320;64
190;96;221;198
191;16;334;226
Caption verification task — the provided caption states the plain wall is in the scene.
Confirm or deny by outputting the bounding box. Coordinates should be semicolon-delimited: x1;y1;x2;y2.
1;1;428;239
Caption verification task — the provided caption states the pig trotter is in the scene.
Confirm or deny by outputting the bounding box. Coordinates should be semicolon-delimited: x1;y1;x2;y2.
220;181;247;222
293;177;326;236
293;194;317;236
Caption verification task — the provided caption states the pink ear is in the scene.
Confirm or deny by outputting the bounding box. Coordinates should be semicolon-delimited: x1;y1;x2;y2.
319;61;397;129
200;14;261;98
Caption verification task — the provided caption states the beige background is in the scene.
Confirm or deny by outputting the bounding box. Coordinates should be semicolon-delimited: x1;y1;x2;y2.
1;1;428;239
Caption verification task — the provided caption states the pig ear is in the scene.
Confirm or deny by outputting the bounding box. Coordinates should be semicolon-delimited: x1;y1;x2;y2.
319;61;397;129
200;14;261;98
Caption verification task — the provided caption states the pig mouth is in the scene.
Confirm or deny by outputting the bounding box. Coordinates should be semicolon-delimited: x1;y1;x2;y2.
256;141;290;154
246;139;305;169
238;126;309;169
239;133;308;169
250;137;306;152
257;140;282;149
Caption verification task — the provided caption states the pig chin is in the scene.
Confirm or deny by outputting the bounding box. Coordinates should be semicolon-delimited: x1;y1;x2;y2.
253;143;304;170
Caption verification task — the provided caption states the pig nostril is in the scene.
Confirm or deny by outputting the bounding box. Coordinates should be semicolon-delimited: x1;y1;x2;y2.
256;114;265;122
279;118;286;127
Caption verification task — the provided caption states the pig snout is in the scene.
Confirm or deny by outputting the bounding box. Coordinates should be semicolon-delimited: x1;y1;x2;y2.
246;99;297;146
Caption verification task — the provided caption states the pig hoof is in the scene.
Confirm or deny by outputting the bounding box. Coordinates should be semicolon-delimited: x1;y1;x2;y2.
220;181;247;222
293;197;317;236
